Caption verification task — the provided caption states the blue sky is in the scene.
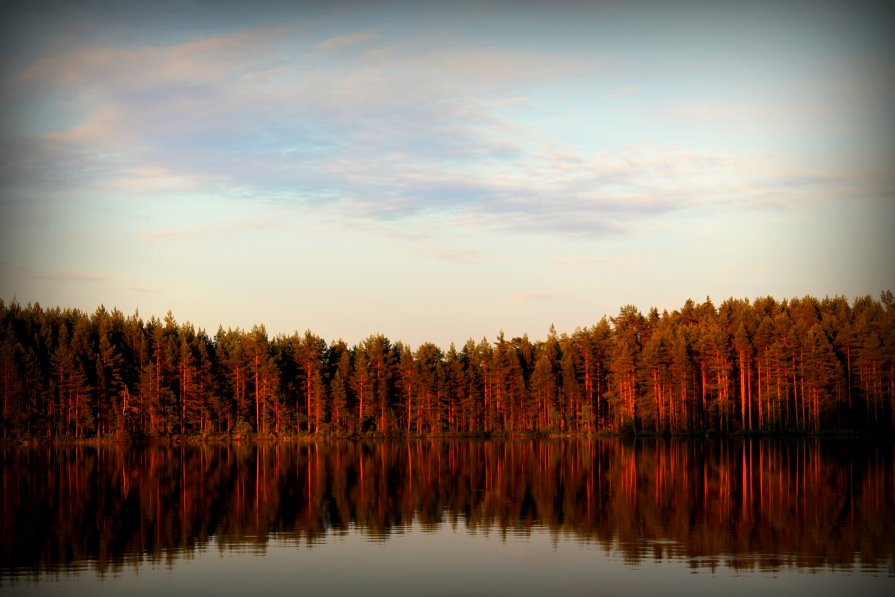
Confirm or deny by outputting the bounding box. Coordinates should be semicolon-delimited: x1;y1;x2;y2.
1;0;893;348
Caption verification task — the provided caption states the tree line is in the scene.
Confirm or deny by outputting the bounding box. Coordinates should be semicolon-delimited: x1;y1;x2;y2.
1;292;893;439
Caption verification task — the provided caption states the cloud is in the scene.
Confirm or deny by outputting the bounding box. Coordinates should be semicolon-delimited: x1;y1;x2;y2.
104;165;205;194
309;30;374;54
42;106;124;144
10;24;523;193
2;261;110;283
140;216;276;243
13;24;301;88
412;47;594;83
5;15;890;247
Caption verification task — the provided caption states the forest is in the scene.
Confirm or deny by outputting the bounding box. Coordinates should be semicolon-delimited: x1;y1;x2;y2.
0;292;893;439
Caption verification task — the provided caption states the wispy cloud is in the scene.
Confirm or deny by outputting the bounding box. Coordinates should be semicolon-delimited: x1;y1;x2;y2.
5;13;890;247
140;217;276;243
14;24;301;87
308;30;374;55
2;261;110;283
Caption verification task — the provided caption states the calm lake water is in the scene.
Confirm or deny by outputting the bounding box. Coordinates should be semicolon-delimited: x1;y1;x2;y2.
2;439;893;596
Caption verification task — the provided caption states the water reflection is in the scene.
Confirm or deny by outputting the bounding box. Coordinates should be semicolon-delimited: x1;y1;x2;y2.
1;439;893;578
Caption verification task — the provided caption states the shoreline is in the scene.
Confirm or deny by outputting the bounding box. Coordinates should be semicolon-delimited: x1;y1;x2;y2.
2;428;887;447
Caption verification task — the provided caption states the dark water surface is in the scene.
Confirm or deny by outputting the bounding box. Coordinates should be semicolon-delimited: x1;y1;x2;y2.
2;439;893;596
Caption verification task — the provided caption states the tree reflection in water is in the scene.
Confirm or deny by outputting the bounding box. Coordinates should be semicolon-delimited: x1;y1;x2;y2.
1;439;893;577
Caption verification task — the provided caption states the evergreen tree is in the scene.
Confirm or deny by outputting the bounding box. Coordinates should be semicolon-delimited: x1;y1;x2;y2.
293;331;327;434
0;292;891;437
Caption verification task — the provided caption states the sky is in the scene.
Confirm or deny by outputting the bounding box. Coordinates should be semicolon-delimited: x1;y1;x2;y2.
1;0;893;349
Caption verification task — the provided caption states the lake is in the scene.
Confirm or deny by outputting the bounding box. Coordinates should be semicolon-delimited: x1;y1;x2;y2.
1;439;893;596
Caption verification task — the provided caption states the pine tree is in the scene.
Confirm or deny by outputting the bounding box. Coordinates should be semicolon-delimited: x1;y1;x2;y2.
93;306;124;436
415;342;443;434
610;306;643;431
293;331;327;434
803;323;842;431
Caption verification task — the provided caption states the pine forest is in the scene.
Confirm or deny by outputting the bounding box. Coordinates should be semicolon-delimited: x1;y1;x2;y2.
1;292;894;440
